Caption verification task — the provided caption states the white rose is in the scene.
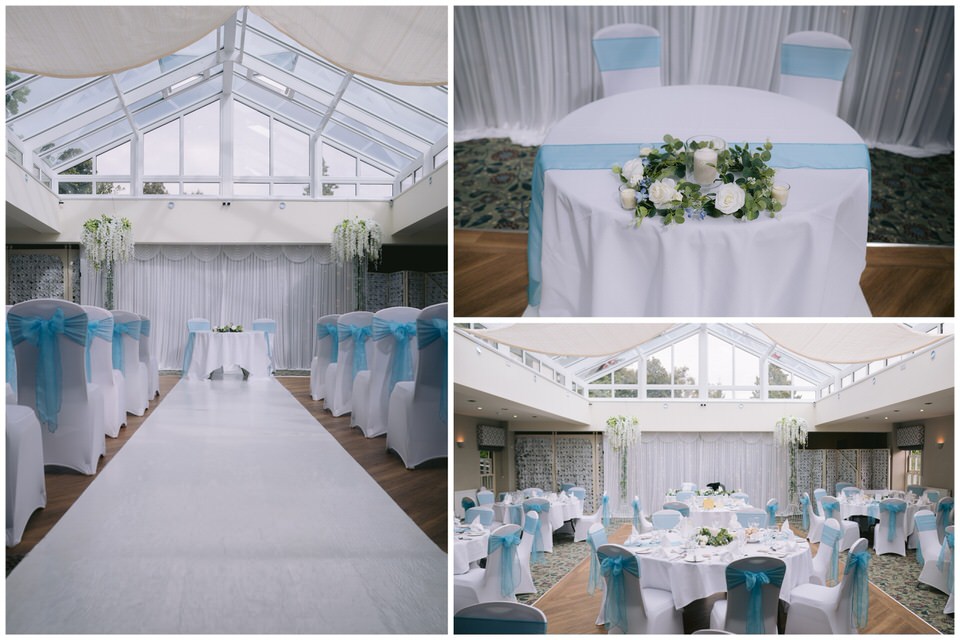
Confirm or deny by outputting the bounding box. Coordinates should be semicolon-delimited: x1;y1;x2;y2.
697;535;708;546
648;178;683;209
708;527;720;537
714;183;746;214
639;147;654;157
622;158;645;185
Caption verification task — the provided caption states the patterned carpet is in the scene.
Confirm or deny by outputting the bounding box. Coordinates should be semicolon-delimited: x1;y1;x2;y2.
454;138;955;246
523;517;953;634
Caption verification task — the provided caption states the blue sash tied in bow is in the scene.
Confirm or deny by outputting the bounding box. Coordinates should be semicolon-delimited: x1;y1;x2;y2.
822;500;840;521
880;501;906;542
586;528;608;595
417;317;448;417
523;511;544;565
799;494;810;530
766;501;778;527
487;531;522;597
844;550;870;629
85;317;114;382
112;320;141;373
602;494;610;528
726;564;786;634
781;43;852;80
338;323;372;380
600;553;640;632
938;500;954;533
8;309;88;431
592;36;661;71
372;317;417;392
938;531;954;594
317;323;340;363
820;525;841;586
632;498;641;531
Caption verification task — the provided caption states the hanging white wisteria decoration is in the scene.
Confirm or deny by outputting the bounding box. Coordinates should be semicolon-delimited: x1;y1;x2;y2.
331;218;383;265
606;415;640;501
775;416;809;508
81;214;134;310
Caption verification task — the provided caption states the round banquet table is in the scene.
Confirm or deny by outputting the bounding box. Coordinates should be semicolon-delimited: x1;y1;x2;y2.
840;500;932;537
453;530;489;575
635;538;814;610
183;331;272;381
527;84;871;317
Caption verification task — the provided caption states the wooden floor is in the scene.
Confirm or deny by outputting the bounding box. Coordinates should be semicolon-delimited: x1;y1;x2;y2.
7;374;446;572
536;523;939;634
454;229;955;318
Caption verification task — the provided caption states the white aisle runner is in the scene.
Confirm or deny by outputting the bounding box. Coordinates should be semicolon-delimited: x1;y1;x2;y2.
6;376;447;633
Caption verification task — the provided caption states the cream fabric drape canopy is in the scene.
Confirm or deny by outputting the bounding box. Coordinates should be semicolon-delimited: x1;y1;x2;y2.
6;6;447;85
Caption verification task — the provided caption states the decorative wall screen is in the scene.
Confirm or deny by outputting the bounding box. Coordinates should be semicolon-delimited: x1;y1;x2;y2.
797;448;891;497
7;249;80;304
555;435;599;512
365;271;447;311
514;435;554;496
514;432;604;512
477;424;506;450
896;423;925;450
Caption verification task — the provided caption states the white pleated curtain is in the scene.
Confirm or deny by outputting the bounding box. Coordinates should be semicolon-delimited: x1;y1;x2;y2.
454;5;953;155
80;245;353;371
604;431;790;520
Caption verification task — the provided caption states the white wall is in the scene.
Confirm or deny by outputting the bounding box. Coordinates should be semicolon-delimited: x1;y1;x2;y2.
392;165;447;236
453;414;508;494
920;414;954;491
7;157;60;233
591;400;815;432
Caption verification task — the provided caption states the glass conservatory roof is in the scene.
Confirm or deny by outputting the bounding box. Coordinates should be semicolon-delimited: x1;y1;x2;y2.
6;9;447;191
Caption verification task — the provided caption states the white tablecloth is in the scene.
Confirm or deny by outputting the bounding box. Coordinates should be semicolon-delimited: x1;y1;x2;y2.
183;332;271;381
637;541;813;609
529;84;870;317
454;531;489;575
839;500;933;537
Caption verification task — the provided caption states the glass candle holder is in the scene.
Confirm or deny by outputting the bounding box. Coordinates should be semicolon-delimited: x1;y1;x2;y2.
619;184;638;210
772;182;790;207
685;135;726;186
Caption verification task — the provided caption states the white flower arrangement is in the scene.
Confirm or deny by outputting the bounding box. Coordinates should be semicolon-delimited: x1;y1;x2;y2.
331;218;383;266
81;214;134;271
606;415;640;451
775;416;809;448
214;324;243;333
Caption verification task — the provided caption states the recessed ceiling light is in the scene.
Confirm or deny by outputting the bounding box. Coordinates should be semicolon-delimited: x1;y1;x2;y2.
467;399;475;403
924;402;933;405
532;415;538;419
920;409;925;412
513;415;518;419
884;416;889;420
477;407;482;410
894;409;900;412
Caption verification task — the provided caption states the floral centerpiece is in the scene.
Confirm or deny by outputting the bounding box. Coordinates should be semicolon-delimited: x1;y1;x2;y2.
698;488;732;497
697;527;734;547
81;214;134;309
613;135;783;226
775;416;809;507
214;324;243;333
606;415;640;501
332;218;383;310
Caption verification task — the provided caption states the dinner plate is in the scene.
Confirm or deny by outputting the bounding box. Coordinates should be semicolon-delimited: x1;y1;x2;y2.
635;548;654;555
684;556;704;563
467;532;485;537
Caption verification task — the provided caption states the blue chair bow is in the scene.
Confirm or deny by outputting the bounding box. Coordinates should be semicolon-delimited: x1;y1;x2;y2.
880;501;906;542
726;564;785;634
317;323;339;363
844;550;870;629
586;527;608;595
632;498;641;531
8;309;88;431
822;500;839;521
85;316;114;381
938;531;954;594
112;320;141;373
523;512;543;565
602;494;610;528
820;525;841;585
416;317;447;417
371;317;417;392
338;322;372;380
799;494;810;530
766;500;778;527
938;500;954;533
599;552;640;632
488;531;522;597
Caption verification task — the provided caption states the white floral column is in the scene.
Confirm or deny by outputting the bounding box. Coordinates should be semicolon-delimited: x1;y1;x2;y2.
775;416;809;514
81;215;134;310
331;218;382;311
604;415;640;517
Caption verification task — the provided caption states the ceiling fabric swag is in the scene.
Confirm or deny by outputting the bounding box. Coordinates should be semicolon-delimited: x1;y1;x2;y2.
755;324;943;363
467;323;675;356
6;6;240;78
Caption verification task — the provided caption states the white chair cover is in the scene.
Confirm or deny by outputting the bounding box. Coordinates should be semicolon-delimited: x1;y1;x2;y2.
309;314;339;401
944;525;955;615
82;306;126;437
596;543;683;634
523;498;553;553
574;502;604;543
778;30;853;115
6;305;17;404
873;498;908;556
453;523;522;611
803;491;825;543
821;496;858;551
813;488;827;517
137;314;159;397
709;556;785;634
385;303;447;469
112;310;149;416
917;511;949;593
592;23;662;97
811;518;842;587
6;405;46;546
351;306;419;437
785;538;869;634
327;311;373;417
251;317;277;373
477;490;495;506
734;508;766;529
9;299;105;475
516;511;538;595
652;509;682;530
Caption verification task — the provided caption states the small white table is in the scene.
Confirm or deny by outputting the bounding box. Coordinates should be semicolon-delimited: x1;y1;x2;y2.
454;530;489;575
183;332;271;381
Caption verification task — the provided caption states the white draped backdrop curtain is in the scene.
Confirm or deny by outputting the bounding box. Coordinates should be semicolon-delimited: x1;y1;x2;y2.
81;245;353;371
455;5;953;155
604;431;790;520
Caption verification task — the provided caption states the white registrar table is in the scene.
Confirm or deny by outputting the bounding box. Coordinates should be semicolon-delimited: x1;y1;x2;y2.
454;530;489;575
527;84;871;317
183;332;272;381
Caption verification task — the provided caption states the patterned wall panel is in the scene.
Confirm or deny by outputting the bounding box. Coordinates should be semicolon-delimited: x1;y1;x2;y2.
364;271;448;311
857;449;890;489
515;435;554;494
7;254;65;304
797;449;825;500
425;272;447;307
555;436;596;511
69;256;81;304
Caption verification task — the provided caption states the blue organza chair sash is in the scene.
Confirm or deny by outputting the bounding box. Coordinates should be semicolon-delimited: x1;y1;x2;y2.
766;501;778;527
602;494;610;528
586;528;608;595
938;531;954;594
453;615;546;634
781;43;852;80
938;500;954;531
139;318;150;337
592;36;661;71
599;552;640;632
726;564;786;634
371;317;417;392
523;512;543;564
867;502;880;519
5;322;16;393
417;317;448;417
85;317;114;381
252;321;276;361
8;309;88;431
338;323;372;380
632;498;641;531
822;500;839;520
820;525;841;585
488;531;522;597
799;494;810;530
317;323;339;363
880;501;906;542
181;321;208;377
844;550;870;629
916;513;937;532
112;320;141;373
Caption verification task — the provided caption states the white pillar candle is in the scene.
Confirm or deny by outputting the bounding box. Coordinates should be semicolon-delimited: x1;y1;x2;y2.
619;187;637;209
693;147;718;185
772;183;790;206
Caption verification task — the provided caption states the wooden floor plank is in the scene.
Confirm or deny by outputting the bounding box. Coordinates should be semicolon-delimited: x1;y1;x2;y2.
453;230;955;318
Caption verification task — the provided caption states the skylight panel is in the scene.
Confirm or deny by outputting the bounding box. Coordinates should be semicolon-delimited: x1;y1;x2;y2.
6;74;90;122
48;119;131;171
342;80;446;143
10;76;116;141
363;76;447;121
325;120;410;171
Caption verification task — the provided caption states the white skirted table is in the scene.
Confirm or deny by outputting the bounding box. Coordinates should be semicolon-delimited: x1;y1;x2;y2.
454;530;489;575
183;332;272;381
527;84;871;317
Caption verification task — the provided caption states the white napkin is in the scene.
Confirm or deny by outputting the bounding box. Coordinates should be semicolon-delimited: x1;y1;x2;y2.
781;518;792;534
728;513;739;529
470;519;484;533
503;494;512;505
625;526;641;546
